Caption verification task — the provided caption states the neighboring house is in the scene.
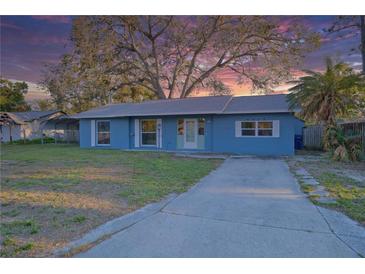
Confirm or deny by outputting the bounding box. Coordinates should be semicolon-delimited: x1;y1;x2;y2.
72;94;304;156
0;110;78;142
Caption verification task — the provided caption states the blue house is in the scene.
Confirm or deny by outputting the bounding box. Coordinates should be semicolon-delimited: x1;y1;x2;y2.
73;94;304;156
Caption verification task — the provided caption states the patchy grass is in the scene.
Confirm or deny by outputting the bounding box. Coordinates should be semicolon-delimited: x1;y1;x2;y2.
0;144;222;257
70;215;87;224
317;173;365;223
0;237;34;257
300;184;315;194
0;219;39;236
288;152;365;226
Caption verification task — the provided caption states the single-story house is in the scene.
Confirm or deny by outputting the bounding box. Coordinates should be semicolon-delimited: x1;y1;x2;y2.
72;94;304;156
0;110;79;142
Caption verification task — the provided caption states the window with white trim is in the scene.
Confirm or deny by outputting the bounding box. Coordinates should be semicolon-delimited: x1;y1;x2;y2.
240;121;273;137
140;119;157;146
96;120;110;145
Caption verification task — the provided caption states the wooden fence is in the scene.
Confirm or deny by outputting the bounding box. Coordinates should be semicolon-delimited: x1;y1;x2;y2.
303;121;365;152
303;125;324;149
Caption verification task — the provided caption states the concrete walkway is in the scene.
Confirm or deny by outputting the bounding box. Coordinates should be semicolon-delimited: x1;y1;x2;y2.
77;158;363;257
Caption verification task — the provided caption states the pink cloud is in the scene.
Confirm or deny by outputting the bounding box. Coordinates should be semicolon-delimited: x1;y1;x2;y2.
32;16;71;24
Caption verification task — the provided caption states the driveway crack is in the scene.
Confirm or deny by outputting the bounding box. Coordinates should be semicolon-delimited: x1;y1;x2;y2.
161;210;333;235
314;205;363;257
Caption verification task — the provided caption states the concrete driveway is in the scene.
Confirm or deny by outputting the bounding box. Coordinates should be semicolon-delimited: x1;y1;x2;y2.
77;158;361;257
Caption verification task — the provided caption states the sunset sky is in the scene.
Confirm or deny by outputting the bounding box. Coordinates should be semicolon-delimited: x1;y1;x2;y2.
0;15;362;96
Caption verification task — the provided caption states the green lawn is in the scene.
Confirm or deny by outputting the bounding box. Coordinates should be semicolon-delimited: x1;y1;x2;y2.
0;144;222;257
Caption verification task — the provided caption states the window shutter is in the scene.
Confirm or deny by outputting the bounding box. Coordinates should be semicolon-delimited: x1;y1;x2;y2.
235;121;241;137
91;120;95;147
157;119;162;148
134;119;140;148
273;120;280;137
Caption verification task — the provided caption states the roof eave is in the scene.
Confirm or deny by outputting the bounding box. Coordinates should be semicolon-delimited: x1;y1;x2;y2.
72;110;294;119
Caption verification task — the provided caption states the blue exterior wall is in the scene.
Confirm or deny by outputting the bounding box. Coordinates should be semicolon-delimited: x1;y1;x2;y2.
293;117;305;135
80;119;91;148
211;113;296;156
129;115;212;151
110;118;130;148
79;113;298;155
80;118;130;149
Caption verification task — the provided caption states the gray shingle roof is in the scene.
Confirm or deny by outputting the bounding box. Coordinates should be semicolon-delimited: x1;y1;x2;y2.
11;110;59;121
1;110;63;124
72;94;292;119
223;94;290;114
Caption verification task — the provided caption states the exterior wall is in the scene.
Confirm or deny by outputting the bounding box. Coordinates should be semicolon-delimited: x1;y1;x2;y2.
80;119;92;148
129;115;212;151
79;113;297;155
293;117;305;136
211;113;296;156
80;118;130;149
110;118;130;149
0;125;21;142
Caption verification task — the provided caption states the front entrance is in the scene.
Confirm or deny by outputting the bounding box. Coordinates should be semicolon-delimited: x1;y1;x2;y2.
184;119;198;149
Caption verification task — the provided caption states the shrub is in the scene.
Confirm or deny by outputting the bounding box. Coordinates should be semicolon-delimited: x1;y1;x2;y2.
329;126;363;162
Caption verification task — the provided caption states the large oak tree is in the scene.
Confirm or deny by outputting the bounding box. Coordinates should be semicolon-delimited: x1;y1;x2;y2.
42;16;320;111
93;16;320;99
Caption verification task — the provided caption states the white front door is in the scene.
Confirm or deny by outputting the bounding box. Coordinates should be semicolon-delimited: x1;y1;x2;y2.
184;119;198;149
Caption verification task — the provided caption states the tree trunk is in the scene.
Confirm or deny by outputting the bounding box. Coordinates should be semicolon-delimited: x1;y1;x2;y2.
361;16;365;74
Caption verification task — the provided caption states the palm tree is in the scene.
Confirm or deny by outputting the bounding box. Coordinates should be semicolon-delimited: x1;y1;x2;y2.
287;58;365;150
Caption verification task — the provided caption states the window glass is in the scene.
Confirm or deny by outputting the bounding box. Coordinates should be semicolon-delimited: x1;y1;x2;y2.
141;120;157;146
98;121;110;132
258;121;272;129
97;132;110;144
141;132;156;145
198;118;205;135
97;121;110;145
185;120;195;142
241;121;256;136
142;120;156;132
241;121;255;129
242;129;255;136
177;119;184;135
258;129;273;136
